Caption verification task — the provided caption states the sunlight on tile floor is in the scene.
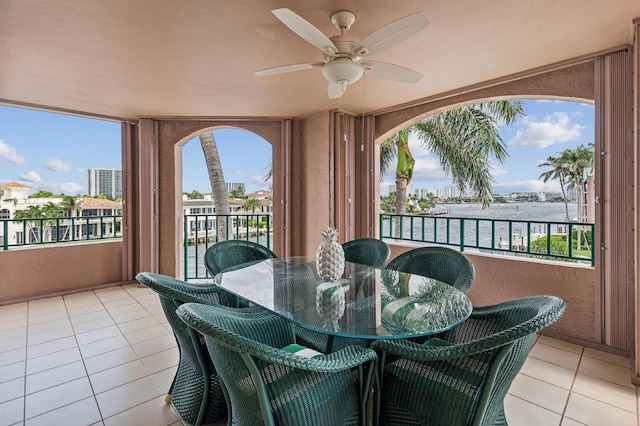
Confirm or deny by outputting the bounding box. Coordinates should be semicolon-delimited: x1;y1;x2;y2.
0;284;638;426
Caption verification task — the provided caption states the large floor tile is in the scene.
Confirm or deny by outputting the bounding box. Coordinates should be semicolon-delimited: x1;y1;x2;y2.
24;396;101;426
577;356;635;389
25;360;87;394
95;376;162;419
564;393;637;426
27;326;74;346
24;377;93;420
0;377;24;404
520;356;576;390
117;316;161;334
504;394;562;426
509;373;570;414
72;317;117;334
124;324;171;345
0;361;25;383
26;336;77;359
571;373;637;413
110;308;152;325
529;342;582;371
141;347;179;375
151;366;177;394
27;309;70;326
131;334;177;358
0;348;26;367
0;317;28;333
582;347;630;368
0;397;24;426
102;396;180;426
75;325;123;346
0;327;26;343
84;346;140;375
79;335;130;359
26;346;82;375
89;359;150;394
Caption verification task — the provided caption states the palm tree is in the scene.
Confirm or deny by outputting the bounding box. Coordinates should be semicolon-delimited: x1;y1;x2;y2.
59;195;82;240
243;197;262;214
243;197;262;235
13;205;44;243
381;101;525;236
540;143;594;250
199;130;230;240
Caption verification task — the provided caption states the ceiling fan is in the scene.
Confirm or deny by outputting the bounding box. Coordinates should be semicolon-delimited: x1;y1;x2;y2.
254;8;429;99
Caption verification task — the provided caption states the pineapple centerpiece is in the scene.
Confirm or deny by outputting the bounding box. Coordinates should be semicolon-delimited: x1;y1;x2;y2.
315;227;345;282
315;227;347;331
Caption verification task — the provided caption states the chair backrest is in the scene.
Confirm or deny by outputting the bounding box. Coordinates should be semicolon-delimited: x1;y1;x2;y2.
134;272;235;424
386;246;475;294
342;238;390;267
177;302;376;426
204;240;277;277
372;295;566;426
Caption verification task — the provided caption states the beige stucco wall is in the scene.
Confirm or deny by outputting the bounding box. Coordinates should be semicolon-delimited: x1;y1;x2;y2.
0;241;124;304
290;112;334;256
388;242;597;346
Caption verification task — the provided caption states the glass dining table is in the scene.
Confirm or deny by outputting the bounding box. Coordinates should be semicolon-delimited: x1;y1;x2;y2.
213;257;472;343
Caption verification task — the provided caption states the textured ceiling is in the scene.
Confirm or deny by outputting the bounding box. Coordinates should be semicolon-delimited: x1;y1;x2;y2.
1;0;638;120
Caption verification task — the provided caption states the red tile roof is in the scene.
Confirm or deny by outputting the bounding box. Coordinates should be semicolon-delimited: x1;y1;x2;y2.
0;181;31;189
81;198;122;208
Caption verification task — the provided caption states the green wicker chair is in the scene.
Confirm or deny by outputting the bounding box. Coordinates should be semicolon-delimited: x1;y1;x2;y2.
371;295;566;426
342;238;390;267
386;246;475;294
204;240;277;277
176;302;378;426
135;272;247;425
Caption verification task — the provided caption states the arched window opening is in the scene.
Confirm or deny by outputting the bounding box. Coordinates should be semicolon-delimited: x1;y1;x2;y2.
180;128;273;280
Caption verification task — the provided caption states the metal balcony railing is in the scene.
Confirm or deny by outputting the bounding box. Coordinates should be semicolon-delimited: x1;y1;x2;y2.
183;213;273;280
1;215;122;250
380;213;595;265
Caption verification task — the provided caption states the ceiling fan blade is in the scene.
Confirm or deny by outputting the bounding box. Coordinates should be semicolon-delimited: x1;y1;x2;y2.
355;12;429;57
363;61;423;83
328;81;346;99
272;8;337;53
254;62;324;76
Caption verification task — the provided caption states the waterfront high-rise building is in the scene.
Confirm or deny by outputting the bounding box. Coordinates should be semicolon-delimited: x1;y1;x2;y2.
226;182;245;194
87;168;122;199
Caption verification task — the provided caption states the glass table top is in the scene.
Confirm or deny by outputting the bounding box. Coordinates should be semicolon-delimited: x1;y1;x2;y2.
214;257;472;340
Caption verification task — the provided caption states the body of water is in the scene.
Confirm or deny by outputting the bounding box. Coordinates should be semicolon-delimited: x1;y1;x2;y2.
434;201;577;222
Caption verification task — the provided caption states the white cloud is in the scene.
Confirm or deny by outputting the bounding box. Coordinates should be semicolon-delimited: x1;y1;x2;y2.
45;157;73;172
411;158;447;181
38;182;84;194
0;140;26;165
508;112;583;149
493;179;561;193
20;171;41;183
251;175;271;186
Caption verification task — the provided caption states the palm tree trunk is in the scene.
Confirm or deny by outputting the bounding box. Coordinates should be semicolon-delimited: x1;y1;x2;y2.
199;131;230;240
395;176;409;238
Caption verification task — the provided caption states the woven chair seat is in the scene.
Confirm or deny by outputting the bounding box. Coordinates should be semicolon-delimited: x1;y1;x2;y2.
371;295;566;426
177;302;378;426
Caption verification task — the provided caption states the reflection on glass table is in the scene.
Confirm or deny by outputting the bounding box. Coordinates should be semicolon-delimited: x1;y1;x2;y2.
213;257;472;341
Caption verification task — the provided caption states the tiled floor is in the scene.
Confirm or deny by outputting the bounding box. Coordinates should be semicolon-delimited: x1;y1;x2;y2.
0;284;638;426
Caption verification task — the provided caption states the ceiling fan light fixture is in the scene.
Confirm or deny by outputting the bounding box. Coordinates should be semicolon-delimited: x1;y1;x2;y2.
321;58;364;86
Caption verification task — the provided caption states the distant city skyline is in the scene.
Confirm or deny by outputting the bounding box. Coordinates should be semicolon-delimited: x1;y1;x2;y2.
0;99;594;197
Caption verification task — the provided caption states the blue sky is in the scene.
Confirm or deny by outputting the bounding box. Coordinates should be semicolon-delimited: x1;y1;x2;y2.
0;99;593;196
390;99;594;195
